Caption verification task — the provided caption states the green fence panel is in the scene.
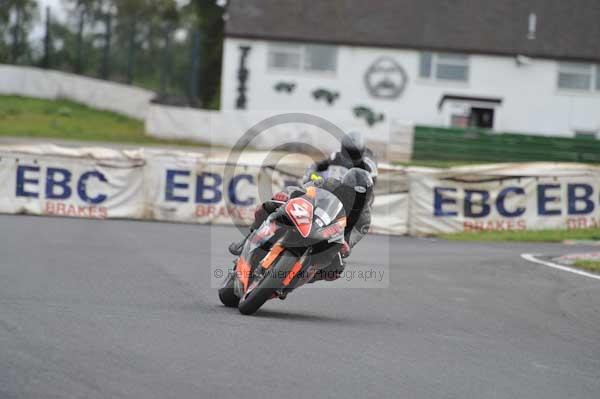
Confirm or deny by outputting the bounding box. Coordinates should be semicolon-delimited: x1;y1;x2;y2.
413;126;600;163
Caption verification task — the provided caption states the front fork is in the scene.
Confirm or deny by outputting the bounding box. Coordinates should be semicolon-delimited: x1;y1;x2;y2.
275;250;313;295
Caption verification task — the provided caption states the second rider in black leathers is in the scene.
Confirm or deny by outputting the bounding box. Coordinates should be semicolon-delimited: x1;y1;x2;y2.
303;131;378;184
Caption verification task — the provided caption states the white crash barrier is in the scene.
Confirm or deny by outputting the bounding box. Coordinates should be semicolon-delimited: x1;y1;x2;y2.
3;145;599;236
0;64;154;119
143;150;302;226
145;104;415;161
145;105;353;151
409;163;600;235
0;145;410;235
1;65;414;160
0;145;146;219
143;149;409;234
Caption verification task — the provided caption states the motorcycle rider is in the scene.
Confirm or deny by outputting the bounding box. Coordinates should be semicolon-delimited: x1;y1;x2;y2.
304;131;378;184
228;168;374;282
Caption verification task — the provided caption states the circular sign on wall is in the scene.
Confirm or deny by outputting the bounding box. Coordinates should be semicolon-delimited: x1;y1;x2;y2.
364;57;408;99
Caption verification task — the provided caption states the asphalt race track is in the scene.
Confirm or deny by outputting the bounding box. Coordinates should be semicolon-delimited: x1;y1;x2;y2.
1;215;599;399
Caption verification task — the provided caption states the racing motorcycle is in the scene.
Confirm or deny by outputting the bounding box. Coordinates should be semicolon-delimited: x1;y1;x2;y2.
218;186;346;315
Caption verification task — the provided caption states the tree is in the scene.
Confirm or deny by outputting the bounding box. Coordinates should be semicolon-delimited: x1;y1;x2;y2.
0;0;38;64
20;0;225;107
70;0;97;73
192;0;224;109
0;1;11;61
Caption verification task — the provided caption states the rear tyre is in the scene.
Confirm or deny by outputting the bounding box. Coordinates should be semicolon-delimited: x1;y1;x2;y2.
238;250;298;315
218;273;239;307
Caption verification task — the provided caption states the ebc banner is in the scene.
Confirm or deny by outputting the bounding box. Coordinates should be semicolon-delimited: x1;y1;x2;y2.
144;152;299;226
409;164;600;235
0;148;145;219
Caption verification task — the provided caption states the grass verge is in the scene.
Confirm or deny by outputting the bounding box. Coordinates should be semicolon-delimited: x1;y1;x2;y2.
0;95;204;147
573;260;600;273
440;228;600;243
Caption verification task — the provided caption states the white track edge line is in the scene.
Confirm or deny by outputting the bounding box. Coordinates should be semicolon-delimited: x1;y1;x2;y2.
521;253;600;281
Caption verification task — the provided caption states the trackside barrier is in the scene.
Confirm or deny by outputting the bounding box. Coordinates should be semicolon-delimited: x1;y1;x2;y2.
0;145;146;218
413;126;600;163
0;65;415;163
0;65;154;120
408;163;600;235
0;145;409;234
144;104;415;162
1;145;599;236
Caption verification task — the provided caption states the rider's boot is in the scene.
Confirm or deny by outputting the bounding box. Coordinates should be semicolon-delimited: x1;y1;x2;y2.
228;237;247;256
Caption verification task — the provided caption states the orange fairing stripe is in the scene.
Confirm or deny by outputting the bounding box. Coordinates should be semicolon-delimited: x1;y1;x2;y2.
261;244;284;269
282;262;303;287
305;186;317;198
236;257;251;292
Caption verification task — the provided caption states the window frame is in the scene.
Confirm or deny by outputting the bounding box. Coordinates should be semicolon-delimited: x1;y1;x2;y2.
267;43;303;71
419;52;470;83
557;62;595;92
267;42;338;74
556;62;600;93
302;44;338;72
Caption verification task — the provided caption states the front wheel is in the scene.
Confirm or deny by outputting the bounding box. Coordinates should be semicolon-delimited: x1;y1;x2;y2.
238;250;299;315
218;273;239;307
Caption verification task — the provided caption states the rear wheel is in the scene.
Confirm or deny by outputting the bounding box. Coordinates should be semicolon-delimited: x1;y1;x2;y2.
238;250;298;315
218;273;239;307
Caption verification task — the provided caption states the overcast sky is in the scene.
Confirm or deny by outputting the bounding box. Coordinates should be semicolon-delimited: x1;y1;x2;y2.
38;0;67;21
30;0;66;40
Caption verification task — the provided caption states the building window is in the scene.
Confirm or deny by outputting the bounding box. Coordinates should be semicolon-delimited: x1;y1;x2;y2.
268;45;302;70
304;45;337;72
268;43;337;73
557;62;600;92
558;63;594;91
420;52;469;82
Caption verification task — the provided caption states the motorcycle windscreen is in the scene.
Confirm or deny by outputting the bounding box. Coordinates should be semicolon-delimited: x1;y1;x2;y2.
312;189;344;228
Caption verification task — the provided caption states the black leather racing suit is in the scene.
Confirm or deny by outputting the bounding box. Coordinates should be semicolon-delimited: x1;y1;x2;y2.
253;179;372;248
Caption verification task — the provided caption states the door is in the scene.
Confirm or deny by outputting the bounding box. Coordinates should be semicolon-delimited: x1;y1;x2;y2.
470;107;494;129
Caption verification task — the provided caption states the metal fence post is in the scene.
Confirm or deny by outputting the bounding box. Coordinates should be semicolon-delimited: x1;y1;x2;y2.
126;18;137;84
159;24;172;97
188;29;201;104
11;3;22;64
42;7;51;69
99;12;112;79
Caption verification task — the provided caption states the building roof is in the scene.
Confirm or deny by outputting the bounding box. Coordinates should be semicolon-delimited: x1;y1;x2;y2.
225;0;600;62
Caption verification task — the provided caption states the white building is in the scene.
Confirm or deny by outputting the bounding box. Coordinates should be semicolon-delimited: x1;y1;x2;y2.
220;0;600;138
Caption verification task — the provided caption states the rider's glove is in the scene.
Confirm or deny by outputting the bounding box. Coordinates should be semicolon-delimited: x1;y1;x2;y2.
272;191;289;203
340;241;351;258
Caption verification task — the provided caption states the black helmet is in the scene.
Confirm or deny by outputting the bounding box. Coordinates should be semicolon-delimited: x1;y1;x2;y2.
340;168;374;211
341;131;365;161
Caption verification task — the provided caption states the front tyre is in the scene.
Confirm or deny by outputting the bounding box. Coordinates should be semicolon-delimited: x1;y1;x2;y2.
238;250;298;315
218;273;240;307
